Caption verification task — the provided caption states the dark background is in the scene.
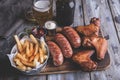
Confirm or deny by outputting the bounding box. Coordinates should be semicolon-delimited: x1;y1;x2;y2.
0;0;33;35
0;0;33;75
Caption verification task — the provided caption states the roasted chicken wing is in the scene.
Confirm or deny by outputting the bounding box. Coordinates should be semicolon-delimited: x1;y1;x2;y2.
72;50;97;71
76;17;100;36
82;36;108;60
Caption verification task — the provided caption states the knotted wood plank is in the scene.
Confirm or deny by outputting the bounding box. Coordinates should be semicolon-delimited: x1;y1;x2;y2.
108;0;120;41
82;0;120;80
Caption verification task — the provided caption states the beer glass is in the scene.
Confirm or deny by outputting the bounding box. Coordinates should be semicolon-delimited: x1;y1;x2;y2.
33;0;53;27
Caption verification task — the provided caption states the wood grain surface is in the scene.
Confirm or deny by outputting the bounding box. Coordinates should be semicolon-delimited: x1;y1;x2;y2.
0;0;120;80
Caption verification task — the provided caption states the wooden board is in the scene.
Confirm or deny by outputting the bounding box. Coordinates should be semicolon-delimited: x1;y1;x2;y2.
39;51;110;75
37;27;110;75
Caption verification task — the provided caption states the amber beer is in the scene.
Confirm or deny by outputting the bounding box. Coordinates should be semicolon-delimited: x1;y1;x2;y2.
33;0;53;27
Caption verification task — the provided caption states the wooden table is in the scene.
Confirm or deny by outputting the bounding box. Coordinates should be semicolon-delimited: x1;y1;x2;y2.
0;0;120;80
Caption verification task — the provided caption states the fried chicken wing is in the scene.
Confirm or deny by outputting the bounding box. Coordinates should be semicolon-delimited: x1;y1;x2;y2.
82;36;108;60
76;17;100;36
72;50;97;71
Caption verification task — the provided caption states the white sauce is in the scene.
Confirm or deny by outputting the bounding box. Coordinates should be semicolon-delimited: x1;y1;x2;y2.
45;21;56;30
33;1;51;12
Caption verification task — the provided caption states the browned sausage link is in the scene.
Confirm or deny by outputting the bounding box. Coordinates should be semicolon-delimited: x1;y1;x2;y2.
63;27;81;48
55;33;73;58
47;41;64;66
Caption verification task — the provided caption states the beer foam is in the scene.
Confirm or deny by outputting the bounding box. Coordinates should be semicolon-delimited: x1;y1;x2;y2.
45;21;56;30
34;1;51;12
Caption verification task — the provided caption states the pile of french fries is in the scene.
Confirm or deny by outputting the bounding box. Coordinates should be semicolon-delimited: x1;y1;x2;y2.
13;34;48;71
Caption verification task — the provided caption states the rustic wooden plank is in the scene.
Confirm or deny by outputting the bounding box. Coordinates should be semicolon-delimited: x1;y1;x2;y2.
17;75;46;80
108;0;120;42
73;0;84;27
48;72;90;80
48;74;64;80
4;19;24;36
75;71;90;80
82;0;120;80
63;72;83;80
63;73;77;80
90;71;107;80
98;0;120;79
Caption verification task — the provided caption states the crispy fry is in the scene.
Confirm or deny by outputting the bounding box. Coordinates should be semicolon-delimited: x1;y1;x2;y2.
14;58;23;66
26;41;30;57
22;40;27;50
30;34;38;44
16;65;26;71
44;55;48;60
34;44;39;55
14;57;26;71
28;42;34;57
14;35;23;52
33;53;40;65
22;54;28;60
22;54;26;58
21;60;35;67
16;53;28;62
41;41;46;54
29;55;35;62
13;56;17;61
26;67;32;71
39;48;44;64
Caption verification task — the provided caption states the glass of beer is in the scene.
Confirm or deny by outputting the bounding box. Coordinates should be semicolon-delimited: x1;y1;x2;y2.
33;0;53;27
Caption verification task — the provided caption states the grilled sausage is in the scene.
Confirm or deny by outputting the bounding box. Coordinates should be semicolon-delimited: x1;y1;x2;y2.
63;27;81;48
55;33;73;58
47;41;63;66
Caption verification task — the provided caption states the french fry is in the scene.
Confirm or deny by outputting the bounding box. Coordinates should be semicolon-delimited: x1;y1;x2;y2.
44;55;48;60
30;34;38;44
39;48;44;64
26;67;32;71
22;40;28;50
16;53;28;62
13;56;18;61
14;58;27;71
29;55;35;62
16;65;26;71
22;54;28;59
34;44;39;55
14;58;23;66
28;42;34;57
26;41;30;57
40;41;46;54
14;35;23;52
21;60;35;67
33;53;40;65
